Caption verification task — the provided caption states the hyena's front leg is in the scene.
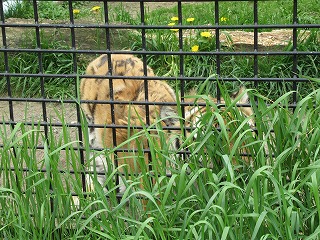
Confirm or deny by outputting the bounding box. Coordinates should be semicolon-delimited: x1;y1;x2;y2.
72;126;110;207
87;123;108;189
89;125;130;195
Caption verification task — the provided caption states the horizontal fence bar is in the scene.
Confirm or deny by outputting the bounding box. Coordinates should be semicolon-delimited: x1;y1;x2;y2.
0;143;192;156
0;73;312;83
1;48;319;56
43;0;282;2
0;95;297;108
1;22;319;30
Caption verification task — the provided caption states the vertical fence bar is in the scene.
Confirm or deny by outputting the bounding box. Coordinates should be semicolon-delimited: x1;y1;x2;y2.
68;0;87;194
103;0;111;54
139;1;153;175
31;0;54;220
176;1;184;123
214;0;221;102
177;0;184;102
177;0;186;144
0;0;14;125
32;0;48;140
103;0;120;193
0;0;20;193
253;0;259;88
104;4;117;156
140;1;150;127
177;0;188;160
292;0;298;104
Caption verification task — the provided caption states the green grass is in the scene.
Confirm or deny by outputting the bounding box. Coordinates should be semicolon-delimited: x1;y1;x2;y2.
131;27;319;101
0;51;77;98
4;1;87;19
143;0;320;26
5;1;320;25
1;2;320;238
1;84;320;239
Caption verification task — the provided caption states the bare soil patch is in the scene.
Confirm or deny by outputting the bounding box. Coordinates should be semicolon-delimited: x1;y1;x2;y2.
3;17;313;55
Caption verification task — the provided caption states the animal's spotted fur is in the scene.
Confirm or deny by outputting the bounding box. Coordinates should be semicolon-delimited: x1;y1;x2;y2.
179;87;255;165
80;54;178;192
183;87;254;131
80;54;255;197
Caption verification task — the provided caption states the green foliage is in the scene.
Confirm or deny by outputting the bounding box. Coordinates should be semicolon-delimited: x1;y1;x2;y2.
145;0;320;26
110;3;138;25
4;1;87;20
1;86;320;238
4;0;33;19
0;51;76;98
131;27;319;101
1;1;319;100
0;28;89;98
1;1;319;236
130;1;319;100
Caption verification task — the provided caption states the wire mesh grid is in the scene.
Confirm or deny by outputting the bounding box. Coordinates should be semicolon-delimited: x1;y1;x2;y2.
0;0;319;203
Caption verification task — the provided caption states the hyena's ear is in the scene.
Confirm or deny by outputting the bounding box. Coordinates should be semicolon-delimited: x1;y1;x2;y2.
86;65;99;75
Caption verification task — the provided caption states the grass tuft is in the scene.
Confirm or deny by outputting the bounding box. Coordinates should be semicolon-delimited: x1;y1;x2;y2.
3;85;320;238
0;1;319;238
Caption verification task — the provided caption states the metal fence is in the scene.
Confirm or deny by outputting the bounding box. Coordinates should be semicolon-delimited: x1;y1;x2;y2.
0;0;319;200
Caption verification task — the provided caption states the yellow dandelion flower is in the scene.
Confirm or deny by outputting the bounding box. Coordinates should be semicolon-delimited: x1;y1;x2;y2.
187;17;195;22
171;16;179;21
200;31;211;38
191;45;199;52
220;17;227;22
73;9;80;14
90;6;101;12
168;22;178;31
